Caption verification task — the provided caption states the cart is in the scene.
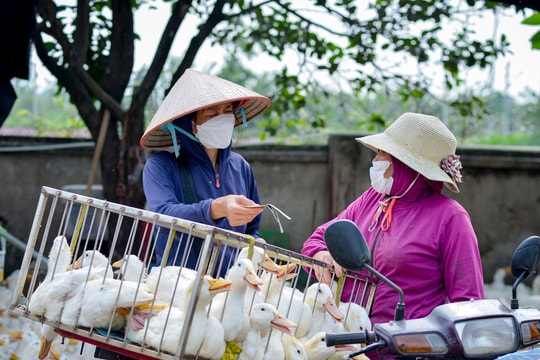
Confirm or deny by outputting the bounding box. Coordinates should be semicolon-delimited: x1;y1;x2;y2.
9;186;374;359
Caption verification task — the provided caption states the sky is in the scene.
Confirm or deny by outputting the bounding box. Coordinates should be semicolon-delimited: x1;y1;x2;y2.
31;2;540;102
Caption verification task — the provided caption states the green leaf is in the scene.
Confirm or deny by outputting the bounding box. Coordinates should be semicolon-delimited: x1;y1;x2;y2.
522;13;540;25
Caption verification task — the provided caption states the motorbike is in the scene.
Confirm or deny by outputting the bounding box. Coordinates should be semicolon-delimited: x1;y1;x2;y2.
323;219;540;360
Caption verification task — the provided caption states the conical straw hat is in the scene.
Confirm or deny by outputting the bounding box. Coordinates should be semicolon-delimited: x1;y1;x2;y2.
140;69;271;149
356;112;460;193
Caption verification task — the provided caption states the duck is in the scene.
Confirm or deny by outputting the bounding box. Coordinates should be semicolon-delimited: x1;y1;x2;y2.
339;301;371;332
59;250;154;332
70;249;115;278
281;333;308;360
239;302;297;360
144;263;199;309
518;275;540;310
259;266;312;339
254;329;287;360
27;236;72;318
10;328;41;360
238;246;282;275
136;275;231;358
26;236;73;359
112;254;148;282
301;331;359;360
302;282;344;340
209;258;263;342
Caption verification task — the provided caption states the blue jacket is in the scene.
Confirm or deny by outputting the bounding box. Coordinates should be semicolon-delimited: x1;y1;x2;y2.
142;114;262;276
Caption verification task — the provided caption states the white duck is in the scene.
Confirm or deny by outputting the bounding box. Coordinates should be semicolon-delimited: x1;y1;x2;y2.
519;274;540;309
27;235;72;318
239;302;297;360
70;249;115;278
27;236;73;359
281;333;308;360
302;282;344;340
136;275;231;358
60;251;154;332
144;264;199;308
484;266;513;302
254;329;286;360
259;266;312;339
112;254;148;282
238;246;282;275
209;258;263;342
339;301;371;332
301;331;357;360
240;246;282;308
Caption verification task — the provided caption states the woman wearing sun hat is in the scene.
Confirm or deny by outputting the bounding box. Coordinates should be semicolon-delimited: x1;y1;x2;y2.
140;69;271;276
302;112;484;334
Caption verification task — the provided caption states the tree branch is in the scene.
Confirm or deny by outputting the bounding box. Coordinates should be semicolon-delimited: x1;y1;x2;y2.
172;0;228;88
73;0;89;62
131;0;193;108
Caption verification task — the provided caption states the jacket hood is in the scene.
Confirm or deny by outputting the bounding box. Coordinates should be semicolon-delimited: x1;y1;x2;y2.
390;156;443;202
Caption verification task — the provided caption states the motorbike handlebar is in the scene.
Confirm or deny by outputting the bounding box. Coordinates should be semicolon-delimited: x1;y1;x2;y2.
326;330;377;346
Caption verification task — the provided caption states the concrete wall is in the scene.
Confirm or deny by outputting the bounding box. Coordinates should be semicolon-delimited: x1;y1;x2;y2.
2;135;540;285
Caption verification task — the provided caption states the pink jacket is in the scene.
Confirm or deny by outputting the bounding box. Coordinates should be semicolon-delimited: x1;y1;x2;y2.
301;158;485;328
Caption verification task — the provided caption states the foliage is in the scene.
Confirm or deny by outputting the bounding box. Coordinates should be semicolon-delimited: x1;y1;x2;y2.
522;12;540;49
25;0;535;231
9;64;540;146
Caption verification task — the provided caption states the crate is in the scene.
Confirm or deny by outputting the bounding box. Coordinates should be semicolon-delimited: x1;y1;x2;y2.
9;186;373;360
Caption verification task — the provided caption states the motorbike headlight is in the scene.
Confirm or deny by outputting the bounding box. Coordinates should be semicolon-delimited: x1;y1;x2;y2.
520;320;540;346
393;333;448;354
456;317;518;356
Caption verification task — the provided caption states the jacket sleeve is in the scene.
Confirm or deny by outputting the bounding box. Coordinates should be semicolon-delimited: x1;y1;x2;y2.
441;209;485;302
242;162;262;238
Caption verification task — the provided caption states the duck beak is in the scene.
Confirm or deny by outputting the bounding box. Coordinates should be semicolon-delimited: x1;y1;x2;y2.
9;331;23;341
68;256;83;270
277;263;298;282
244;267;264;292
112;258;123;268
38;336;53;359
208;278;232;294
116;307;132;317
261;254;281;274
270;312;297;336
112;258;123;276
324;297;344;322
335;344;360;352
50;349;63;360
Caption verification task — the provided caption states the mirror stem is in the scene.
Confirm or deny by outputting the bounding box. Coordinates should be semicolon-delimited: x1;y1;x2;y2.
511;270;527;309
363;263;405;321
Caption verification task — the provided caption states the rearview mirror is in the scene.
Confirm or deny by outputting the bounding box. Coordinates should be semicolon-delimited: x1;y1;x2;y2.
324;219;371;272
511;235;540;280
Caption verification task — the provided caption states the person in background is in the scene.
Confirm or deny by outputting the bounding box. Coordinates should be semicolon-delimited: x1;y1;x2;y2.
140;68;270;276
302;112;484;350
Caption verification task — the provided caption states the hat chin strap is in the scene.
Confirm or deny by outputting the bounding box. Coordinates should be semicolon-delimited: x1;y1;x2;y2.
161;123;200;158
368;173;420;233
235;106;247;127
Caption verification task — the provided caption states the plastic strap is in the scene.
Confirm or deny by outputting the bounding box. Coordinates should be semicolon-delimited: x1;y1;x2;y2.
176;154;198;205
161;123;199;158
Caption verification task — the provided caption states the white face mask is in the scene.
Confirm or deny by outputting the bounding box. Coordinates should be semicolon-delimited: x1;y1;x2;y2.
195;113;235;149
370;160;394;195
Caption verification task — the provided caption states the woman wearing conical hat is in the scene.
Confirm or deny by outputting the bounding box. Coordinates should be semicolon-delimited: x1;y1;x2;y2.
140;69;270;276
302;113;484;339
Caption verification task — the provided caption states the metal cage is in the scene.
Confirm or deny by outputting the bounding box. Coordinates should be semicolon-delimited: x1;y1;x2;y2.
9;186;373;359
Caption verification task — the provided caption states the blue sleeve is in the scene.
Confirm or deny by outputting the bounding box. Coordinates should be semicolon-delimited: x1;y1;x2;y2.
244;164;262;238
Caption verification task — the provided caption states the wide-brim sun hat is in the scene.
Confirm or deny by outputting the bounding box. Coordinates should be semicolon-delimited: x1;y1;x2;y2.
140;69;271;149
356;112;460;193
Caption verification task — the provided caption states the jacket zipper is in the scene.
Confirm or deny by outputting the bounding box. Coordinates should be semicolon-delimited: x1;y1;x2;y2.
371;229;382;270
